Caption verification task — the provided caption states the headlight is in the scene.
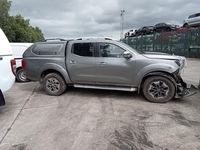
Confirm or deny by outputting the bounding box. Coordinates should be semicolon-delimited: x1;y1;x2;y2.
175;59;181;67
175;57;186;69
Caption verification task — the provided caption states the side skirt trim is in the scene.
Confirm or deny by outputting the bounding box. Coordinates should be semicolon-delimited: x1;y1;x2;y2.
74;84;137;92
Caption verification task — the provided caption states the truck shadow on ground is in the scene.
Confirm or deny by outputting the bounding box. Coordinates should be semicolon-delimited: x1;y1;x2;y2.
35;84;147;103
34;84;190;104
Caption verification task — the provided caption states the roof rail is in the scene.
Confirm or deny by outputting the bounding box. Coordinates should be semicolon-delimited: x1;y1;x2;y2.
76;37;114;40
43;38;66;42
104;37;114;40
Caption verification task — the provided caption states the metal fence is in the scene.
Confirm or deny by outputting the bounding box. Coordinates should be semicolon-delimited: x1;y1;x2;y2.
122;27;200;58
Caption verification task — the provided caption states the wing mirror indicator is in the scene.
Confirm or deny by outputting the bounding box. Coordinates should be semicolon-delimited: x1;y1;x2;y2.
123;51;132;59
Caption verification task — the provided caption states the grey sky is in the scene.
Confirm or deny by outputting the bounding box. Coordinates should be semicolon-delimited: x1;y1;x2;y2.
9;0;200;40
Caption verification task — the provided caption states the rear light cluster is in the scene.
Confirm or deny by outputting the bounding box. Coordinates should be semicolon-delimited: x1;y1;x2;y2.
22;59;26;70
10;59;16;76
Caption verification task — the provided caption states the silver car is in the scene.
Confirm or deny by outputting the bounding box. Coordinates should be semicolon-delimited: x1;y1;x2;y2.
22;38;198;103
183;12;200;27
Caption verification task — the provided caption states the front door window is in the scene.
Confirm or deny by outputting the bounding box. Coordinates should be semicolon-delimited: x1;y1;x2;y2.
99;43;125;58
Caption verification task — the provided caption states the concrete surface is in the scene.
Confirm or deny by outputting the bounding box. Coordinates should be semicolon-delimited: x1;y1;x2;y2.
0;58;200;150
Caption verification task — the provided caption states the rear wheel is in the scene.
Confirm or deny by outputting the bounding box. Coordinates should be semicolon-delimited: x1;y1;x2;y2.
142;32;146;35
183;23;189;28
167;28;171;32
142;76;175;103
43;73;67;96
16;68;30;82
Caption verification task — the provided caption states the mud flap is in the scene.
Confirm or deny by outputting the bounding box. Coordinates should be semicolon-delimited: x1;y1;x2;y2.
0;89;5;106
178;84;199;97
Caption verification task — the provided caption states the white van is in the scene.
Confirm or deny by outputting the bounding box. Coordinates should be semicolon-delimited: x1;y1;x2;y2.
10;43;33;82
0;28;16;106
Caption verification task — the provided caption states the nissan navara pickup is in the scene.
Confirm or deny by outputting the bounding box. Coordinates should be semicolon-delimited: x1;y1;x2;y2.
22;38;198;103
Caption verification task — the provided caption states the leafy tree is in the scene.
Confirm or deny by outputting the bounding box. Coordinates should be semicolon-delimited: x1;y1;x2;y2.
0;0;44;42
9;15;44;42
0;0;12;35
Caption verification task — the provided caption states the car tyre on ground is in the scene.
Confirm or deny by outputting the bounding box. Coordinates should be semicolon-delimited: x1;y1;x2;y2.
16;68;31;82
183;23;189;28
167;28;171;32
43;73;67;96
142;76;175;103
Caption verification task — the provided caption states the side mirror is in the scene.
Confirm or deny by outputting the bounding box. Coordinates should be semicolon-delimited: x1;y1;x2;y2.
123;51;132;59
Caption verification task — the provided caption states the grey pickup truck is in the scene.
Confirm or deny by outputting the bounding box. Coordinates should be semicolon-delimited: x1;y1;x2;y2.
22;38;198;103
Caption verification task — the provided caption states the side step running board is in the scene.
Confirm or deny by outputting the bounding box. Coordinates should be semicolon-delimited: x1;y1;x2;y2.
74;84;137;92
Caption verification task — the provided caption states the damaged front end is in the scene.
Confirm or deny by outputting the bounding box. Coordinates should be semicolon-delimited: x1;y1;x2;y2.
173;70;199;98
172;56;199;98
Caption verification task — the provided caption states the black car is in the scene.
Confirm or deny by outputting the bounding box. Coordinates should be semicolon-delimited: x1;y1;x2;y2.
135;26;154;36
154;23;178;32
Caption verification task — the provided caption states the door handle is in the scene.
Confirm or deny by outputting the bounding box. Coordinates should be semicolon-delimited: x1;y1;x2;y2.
69;60;76;64
0;57;3;60
99;62;107;65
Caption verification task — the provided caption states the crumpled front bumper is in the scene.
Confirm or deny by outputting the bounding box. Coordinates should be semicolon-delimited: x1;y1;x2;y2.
175;74;199;98
174;57;199;97
177;84;199;98
0;89;5;106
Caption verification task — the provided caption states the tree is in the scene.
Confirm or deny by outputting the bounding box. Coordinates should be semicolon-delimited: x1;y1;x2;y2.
0;0;12;35
0;0;44;42
9;15;44;42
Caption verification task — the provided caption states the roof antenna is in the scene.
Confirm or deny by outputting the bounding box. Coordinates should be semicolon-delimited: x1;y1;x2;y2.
77;31;81;37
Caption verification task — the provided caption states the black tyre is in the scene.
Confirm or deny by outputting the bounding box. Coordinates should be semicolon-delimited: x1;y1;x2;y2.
183;23;188;28
16;68;31;82
43;73;67;96
142;76;175;103
167;28;171;32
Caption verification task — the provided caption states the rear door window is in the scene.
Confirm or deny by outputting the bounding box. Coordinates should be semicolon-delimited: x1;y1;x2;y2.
72;43;94;57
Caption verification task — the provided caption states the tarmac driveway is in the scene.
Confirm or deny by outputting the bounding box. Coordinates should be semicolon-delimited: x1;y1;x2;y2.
0;58;200;150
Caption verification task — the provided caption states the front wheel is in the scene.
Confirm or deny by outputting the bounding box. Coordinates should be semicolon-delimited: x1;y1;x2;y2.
142;76;175;103
43;73;67;96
